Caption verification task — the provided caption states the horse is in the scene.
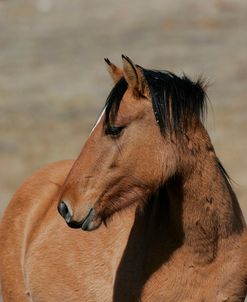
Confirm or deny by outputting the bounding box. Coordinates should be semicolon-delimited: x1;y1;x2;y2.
0;55;247;301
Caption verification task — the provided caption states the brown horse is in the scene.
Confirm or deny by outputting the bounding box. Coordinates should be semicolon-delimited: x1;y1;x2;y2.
0;56;247;301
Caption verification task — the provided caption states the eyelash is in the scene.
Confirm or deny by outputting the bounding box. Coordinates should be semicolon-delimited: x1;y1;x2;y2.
105;126;125;137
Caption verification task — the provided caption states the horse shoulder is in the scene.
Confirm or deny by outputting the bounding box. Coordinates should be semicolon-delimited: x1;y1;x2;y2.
0;160;74;301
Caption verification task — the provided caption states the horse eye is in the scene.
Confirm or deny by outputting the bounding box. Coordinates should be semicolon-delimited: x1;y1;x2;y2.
105;126;125;136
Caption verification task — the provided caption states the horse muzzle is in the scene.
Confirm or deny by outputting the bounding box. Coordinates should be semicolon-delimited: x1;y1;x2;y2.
58;200;101;231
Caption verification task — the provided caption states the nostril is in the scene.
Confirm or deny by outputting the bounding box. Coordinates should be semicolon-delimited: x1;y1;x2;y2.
58;201;72;223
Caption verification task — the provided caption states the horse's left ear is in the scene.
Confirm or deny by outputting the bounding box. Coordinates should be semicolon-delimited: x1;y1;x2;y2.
122;55;145;95
104;58;123;83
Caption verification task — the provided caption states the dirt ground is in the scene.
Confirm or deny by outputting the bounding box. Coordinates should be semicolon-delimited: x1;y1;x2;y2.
0;0;246;219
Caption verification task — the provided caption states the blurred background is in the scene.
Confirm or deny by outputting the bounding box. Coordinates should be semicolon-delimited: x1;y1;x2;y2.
0;0;246;218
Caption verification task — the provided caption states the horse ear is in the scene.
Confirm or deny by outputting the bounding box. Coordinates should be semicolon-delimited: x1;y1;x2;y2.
121;55;145;95
104;58;123;83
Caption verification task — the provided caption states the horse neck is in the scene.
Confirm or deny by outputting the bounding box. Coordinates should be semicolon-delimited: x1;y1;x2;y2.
167;130;246;264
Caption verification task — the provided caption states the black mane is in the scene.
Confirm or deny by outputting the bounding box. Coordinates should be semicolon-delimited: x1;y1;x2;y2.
104;65;232;185
104;66;207;133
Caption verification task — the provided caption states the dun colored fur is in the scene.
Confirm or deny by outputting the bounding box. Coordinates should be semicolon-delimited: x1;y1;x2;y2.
0;56;247;301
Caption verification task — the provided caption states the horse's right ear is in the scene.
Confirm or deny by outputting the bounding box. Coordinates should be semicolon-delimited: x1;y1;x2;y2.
121;55;145;95
104;58;123;83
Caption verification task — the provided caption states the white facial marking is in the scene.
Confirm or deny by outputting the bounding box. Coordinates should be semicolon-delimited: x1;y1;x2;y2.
89;107;106;136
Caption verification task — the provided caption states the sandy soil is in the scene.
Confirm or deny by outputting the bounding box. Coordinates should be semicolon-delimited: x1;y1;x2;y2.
0;0;246;218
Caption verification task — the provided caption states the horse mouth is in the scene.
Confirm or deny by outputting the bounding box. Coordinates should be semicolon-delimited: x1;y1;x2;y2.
81;208;101;231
